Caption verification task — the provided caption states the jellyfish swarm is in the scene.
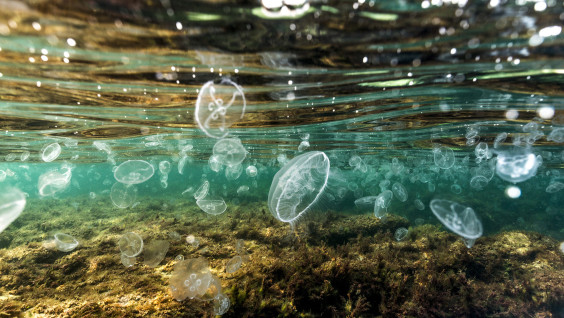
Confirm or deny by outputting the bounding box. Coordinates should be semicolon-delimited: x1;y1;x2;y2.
494;147;540;183
194;79;246;139
268;151;330;224
0;187;26;234
430;199;483;247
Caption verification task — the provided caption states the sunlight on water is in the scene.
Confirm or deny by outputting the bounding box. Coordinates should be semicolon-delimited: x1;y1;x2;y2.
0;0;563;316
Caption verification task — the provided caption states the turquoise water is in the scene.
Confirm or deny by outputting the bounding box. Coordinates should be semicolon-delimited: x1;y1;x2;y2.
0;0;564;316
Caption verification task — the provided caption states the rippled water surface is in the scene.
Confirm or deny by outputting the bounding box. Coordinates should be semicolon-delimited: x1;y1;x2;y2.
0;0;563;316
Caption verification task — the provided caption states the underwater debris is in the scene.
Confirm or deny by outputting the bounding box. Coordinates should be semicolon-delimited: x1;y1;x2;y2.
0;186;26;234
114;160;155;185
268;151;330;224
53;232;79;252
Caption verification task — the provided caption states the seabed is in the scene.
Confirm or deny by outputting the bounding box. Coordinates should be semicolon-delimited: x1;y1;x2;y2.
1;197;563;317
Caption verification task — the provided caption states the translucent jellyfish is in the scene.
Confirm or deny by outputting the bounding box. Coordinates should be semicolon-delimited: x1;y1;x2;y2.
298;140;310;152
213;293;230;315
547;128;564;143
495;148;540;183
394;227;408;241
268;151;330;224
195;79;246;139
237;185;249;195
354;196;378;210
38;165;72;197
159;160;171;175
197;197;227;215
54;233;79;252
178;155;190;175
225;255;242;273
474;142;490;163
392;182;408;202
450;184;462;194
213;138;246;167
194;180;210;200
546;181;564;193
20;151;30;162
0;187;26;234
41;142;61;162
433;146;455;169
225;164;243;180
261;0;310;18
121;254;136;267
469;175;488;190
374;190;393;219
560;242;564;255
0;170;6;182
414;199;425;211
209;155;223;172
118;232;144;257
429;199;483;241
348;155;367;173
170;258;213;301
114;160;155;185
143;240;170;267
246;165;257;177
186;235;200;247
110;182;137;208
493;132;507;149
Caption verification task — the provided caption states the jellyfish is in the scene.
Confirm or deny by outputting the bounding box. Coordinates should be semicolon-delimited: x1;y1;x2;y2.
41;142;61;162
392;182;408;202
429;199;483;244
110;182;137;208
394;227;408;241
0;187;26;234
213;138;246;167
114;160;155;185
433;146;455;169
118;232;144;258
268;151;330;224
494;147;540;183
53;233;79;252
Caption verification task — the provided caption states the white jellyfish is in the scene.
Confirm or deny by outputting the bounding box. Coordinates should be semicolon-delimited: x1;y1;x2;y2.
268;151;330;224
429;199;483;244
495;148;540;183
433;146;455;169
0;187;26;234
114;160;155;185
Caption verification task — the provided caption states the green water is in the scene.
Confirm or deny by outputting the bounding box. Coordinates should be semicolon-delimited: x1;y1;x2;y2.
0;0;563;316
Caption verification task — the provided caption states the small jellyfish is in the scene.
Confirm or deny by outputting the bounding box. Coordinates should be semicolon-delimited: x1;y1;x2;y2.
143;240;170;267
209;155;223;172
392;182;408;202
394;227;408;241
121;254;136;267
197;197;227;215
225;255;243;273
546;181;564;193
54;233;79;252
38;166;72;197
0;187;26;234
159;160;171;175
186;235;200;247
114;160;155;185
246;165;258;177
495;148;540;183
213;138;247;167
41;142;61;162
414;199;425;211
194;180;210;201
213;293;230;315
268;151;330;224
354;196;378;210
433;146;455;169
118;232;144;258
298;140;310;152
469;175;488;190
547;128;564;143
110;182;137;209
429;199;483;242
493;132;507;149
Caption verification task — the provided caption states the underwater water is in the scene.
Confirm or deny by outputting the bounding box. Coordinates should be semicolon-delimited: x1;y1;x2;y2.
0;0;564;316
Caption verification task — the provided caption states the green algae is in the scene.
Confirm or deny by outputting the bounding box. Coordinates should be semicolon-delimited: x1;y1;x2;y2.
0;196;563;317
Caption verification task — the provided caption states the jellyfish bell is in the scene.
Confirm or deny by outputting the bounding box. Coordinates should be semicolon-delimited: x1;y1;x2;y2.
429;199;483;241
268;151;330;224
194;79;246;139
494;147;540;183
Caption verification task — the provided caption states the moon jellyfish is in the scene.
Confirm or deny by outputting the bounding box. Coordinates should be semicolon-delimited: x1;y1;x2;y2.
394;227;408;241
114;160;154;185
213;138;246;167
110;182;138;208
433;146;455;169
209;155;223;172
474;142;490;163
547;128;564;143
197;197;227;215
429;199;483;243
38;165;72;197
159;160;171;175
546;181;564;193
414;199;425;211
41;142;61;162
469;175;488;190
246;165;257;177
194;180;210;200
494;132;508;149
225;255;242;273
118;232;144;257
195;79;246;139
225;164;243;181
374;190;393;219
392;182;408;202
268;151;330;224
354;196;378;210
0;187;26;234
260;0;310;18
53;233;79;252
213;293;230;316
143;240;170;267
495;148;540;183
